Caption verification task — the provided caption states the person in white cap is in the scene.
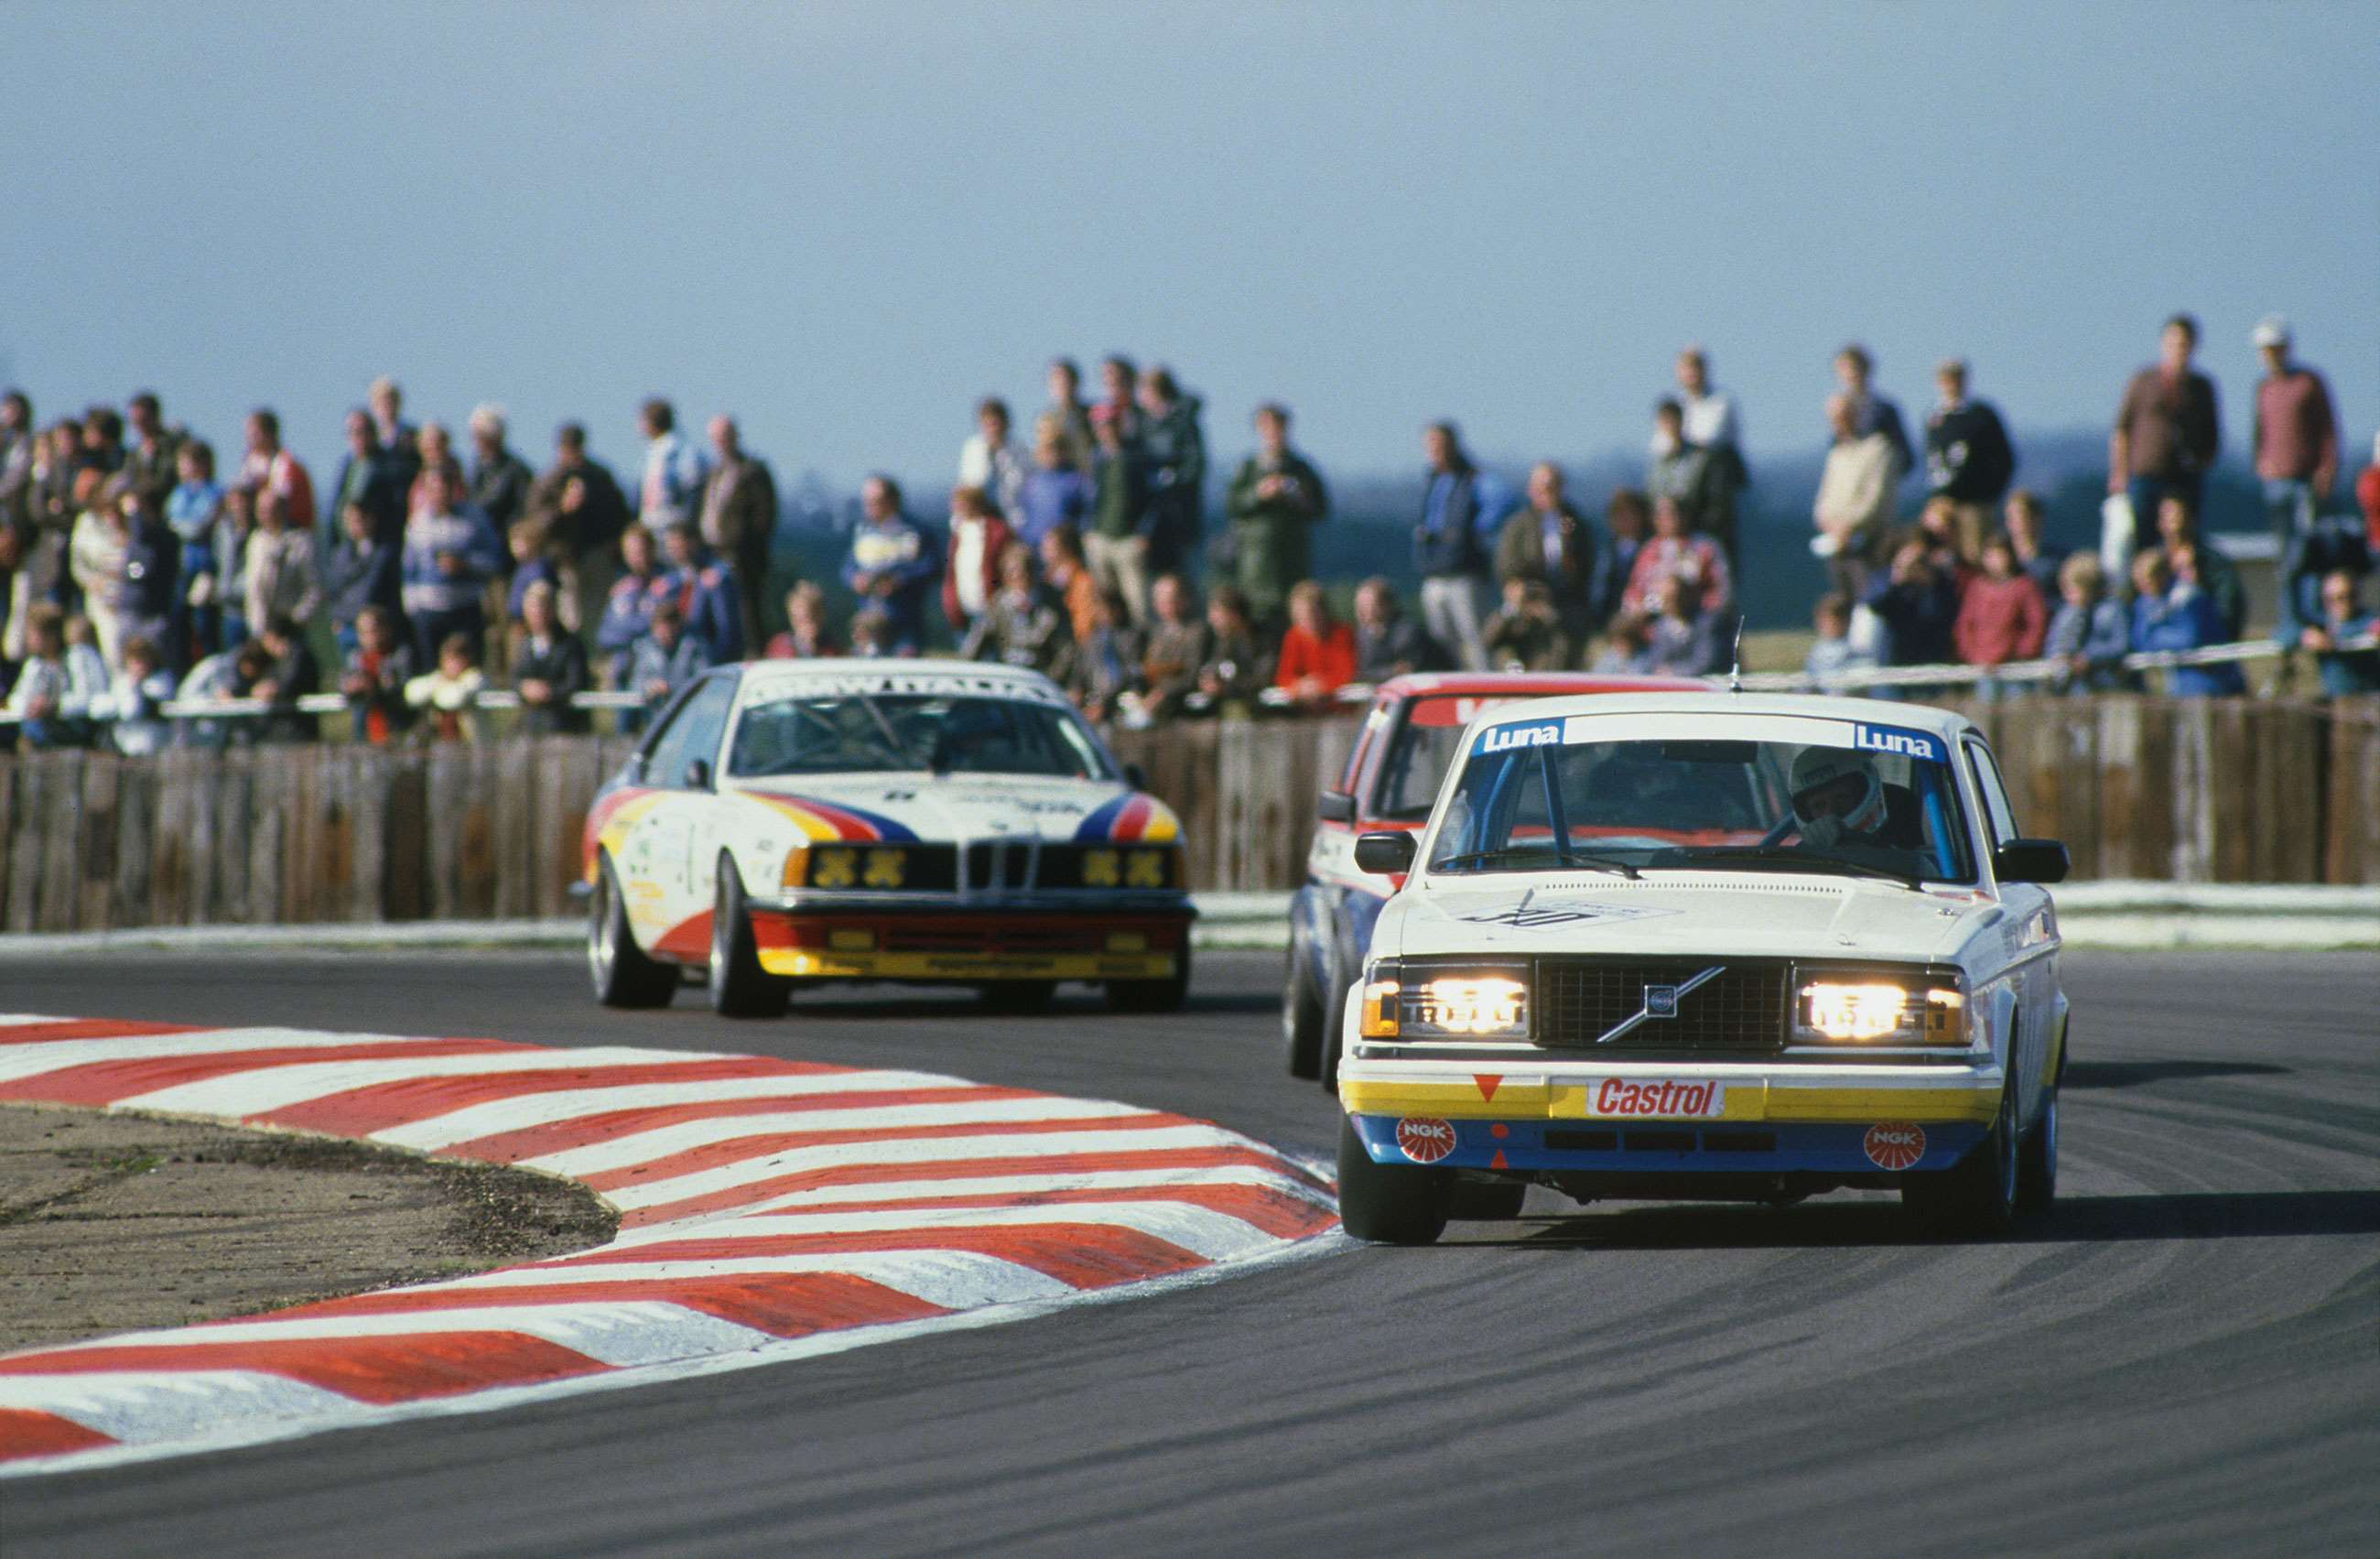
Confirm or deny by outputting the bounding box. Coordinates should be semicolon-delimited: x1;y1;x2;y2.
2250;314;2340;545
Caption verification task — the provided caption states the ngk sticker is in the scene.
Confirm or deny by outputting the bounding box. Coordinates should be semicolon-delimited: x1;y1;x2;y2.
1586;1078;1726;1118
1394;1117;1457;1164
1864;1122;1927;1170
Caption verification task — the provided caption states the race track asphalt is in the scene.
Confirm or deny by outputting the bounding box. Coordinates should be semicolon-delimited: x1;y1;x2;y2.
3;946;2375;1558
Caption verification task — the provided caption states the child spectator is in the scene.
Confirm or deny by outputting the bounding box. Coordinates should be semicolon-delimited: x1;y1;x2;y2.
1066;590;1139;723
2294;569;2380;697
2044;553;2134;693
840;475;939;654
2130;550;2244;697
1130;573;1214;722
1623;495;1732;619
322;502;405;659
400;464;502;668
1273;579;1358;707
1645;575;1720;677
941;484;1014;638
764;581;838;659
847;605;892;659
243;484;319;645
1804;593;1879;692
1590;610;1657;675
512;579;590;735
630;601;709;715
1953;531;2050;697
1351;576;1441;683
596;524;671;686
961;541;1068;676
339;604;416;743
660;522;745;663
1040;525;1099;645
405;632;489;742
1195;584;1269;716
1482;578;1569;671
105;634;178;756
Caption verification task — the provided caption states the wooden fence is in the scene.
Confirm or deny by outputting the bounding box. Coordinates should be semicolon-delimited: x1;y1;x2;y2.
0;697;2370;935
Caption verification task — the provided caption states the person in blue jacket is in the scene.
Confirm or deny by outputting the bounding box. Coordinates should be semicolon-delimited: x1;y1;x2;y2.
595;524;672;687
2130;549;2244;696
659;522;745;664
397;465;503;667
842;475;942;655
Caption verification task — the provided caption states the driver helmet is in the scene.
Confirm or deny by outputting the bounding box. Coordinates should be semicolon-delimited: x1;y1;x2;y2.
1790;746;1886;834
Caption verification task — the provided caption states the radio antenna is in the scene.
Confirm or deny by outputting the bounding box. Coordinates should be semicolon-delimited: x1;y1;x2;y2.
1728;618;1745;695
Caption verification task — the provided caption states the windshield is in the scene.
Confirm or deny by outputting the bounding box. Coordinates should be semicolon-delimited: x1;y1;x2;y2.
1424;731;1975;884
727;693;1112;780
1376;696;1521;819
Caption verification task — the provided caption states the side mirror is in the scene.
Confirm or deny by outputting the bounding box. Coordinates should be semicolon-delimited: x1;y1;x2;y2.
1316;790;1356;824
1993;838;2069;885
683;758;713;791
1122;762;1148;790
1353;831;1416;875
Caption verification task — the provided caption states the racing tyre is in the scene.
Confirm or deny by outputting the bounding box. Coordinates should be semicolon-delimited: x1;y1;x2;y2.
1336;1116;1451;1245
1282;947;1324;1079
979;980;1058;1015
1108;946;1191;1014
1447;1177;1529;1221
2015;1085;2058;1215
1902;1067;2019;1236
709;858;791;1018
590;858;676;1010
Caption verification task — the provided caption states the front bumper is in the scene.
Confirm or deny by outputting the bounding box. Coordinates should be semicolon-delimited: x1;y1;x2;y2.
1339;1056;2001;1175
751;902;1192;982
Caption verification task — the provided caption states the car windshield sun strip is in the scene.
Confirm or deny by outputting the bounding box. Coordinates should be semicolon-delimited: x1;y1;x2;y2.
1658;845;1922;889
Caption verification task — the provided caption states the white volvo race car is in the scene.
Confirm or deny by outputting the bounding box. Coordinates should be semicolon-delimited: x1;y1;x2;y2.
583;659;1193;1017
1335;691;2071;1243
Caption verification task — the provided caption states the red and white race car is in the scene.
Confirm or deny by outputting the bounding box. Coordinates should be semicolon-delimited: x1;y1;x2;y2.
1283;671;1703;1086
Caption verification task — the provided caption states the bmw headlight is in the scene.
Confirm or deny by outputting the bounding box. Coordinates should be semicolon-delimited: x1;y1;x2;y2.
1793;969;1967;1045
1358;958;1531;1040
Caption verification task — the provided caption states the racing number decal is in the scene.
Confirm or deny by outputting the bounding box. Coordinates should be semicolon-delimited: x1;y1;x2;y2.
1395;1117;1457;1164
1864;1122;1926;1170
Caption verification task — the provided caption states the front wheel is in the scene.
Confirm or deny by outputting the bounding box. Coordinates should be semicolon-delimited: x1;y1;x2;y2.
708;857;791;1018
2015;1086;2058;1215
1108;946;1191;1014
1336;1116;1451;1245
590;859;676;1009
1902;1070;2019;1235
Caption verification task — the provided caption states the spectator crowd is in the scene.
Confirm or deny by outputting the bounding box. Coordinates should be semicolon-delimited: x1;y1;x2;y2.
3;315;2375;752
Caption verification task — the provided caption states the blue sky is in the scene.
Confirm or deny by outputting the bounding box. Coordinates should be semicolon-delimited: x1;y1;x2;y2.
5;1;2373;487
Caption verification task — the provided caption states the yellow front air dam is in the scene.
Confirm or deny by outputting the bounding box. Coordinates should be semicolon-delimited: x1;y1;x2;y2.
760;949;1178;980
1337;1074;1999;1125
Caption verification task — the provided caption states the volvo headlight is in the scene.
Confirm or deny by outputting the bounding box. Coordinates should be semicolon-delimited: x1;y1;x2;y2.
1359;959;1531;1040
1794;970;1966;1045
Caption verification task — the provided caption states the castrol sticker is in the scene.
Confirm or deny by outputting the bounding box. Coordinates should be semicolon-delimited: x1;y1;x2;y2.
1864;1122;1927;1170
1395;1117;1457;1164
1586;1078;1726;1118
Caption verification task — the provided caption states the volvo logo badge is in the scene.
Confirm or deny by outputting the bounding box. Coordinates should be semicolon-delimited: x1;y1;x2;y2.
1644;985;1679;1018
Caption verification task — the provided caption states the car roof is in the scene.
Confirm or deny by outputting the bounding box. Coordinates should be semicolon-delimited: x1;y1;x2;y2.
1459;688;1984;738
1372;671;1708;701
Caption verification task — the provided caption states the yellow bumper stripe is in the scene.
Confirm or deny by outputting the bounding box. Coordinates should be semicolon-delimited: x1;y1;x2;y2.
760;949;1177;980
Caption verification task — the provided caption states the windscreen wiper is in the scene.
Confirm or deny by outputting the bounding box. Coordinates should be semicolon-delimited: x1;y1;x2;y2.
1661;845;1922;890
1432;847;1639;879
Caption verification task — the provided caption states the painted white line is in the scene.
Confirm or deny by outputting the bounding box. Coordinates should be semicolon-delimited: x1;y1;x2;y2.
24;1301;775;1369
518;1098;1155;1178
118;1045;732;1116
600;1202;1282;1261
671;1164;1336;1223
371;1070;988;1151
0;1370;384;1447
0;1027;463;1086
601;1123;1265;1212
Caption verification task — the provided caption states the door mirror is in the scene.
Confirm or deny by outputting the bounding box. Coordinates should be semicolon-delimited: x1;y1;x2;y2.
1122;762;1148;790
683;758;713;791
1993;838;2069;885
1316;790;1356;824
1353;831;1416;875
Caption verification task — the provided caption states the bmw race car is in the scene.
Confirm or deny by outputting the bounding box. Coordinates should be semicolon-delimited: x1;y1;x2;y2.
1284;673;1703;1088
1334;691;2071;1243
584;658;1194;1017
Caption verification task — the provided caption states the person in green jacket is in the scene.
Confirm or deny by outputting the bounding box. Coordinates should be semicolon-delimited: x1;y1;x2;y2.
1220;402;1328;631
